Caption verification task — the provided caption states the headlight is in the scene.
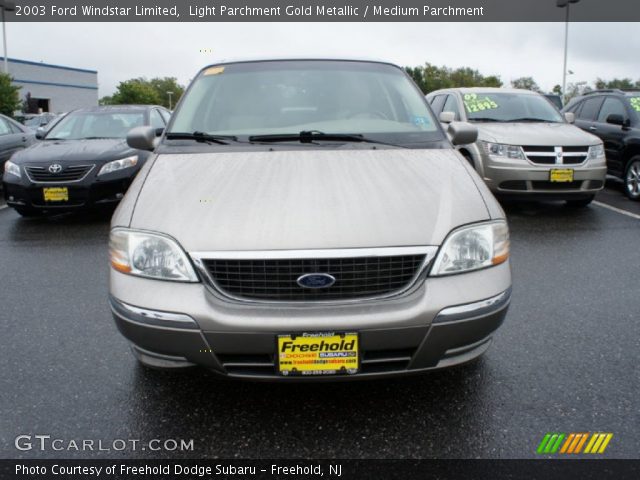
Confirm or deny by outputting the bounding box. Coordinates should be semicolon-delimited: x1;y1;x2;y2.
109;229;198;282
4;160;21;179
98;155;138;176
483;142;525;160
588;144;605;160
430;221;510;276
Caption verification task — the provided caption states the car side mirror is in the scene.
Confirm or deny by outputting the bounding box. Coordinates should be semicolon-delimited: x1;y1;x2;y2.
35;127;46;140
606;114;625;126
127;126;157;151
448;121;478;146
564;112;575;124
439;111;455;124
155;127;165;137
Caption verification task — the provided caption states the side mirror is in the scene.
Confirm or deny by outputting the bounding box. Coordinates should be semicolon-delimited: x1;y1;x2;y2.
606;114;626;127
35;127;46;140
127;126;157;151
448;122;478;146
564;112;575;124
439;111;455;124
154;127;165;137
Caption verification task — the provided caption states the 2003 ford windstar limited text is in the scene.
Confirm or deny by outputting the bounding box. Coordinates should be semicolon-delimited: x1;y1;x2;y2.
108;59;512;380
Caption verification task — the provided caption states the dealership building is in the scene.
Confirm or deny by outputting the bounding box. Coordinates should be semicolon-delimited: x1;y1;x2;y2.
1;57;98;113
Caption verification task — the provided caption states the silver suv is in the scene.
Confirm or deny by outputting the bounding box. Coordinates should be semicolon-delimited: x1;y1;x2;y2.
427;88;607;207
109;59;511;380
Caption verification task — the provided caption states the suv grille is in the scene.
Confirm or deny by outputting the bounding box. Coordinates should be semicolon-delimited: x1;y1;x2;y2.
202;255;426;302
25;165;94;183
522;146;588;165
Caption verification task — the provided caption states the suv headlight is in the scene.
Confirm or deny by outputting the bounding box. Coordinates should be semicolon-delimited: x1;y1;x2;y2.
109;229;198;282
588;144;605;160
4;160;21;179
430;221;510;276
98;155;138;176
483;142;525;160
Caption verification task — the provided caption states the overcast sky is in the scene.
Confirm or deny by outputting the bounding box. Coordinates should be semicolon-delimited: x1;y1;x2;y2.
9;22;639;97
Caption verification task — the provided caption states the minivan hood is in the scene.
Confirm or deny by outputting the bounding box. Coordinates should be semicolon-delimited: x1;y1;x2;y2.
475;122;601;146
130;149;492;251
12;139;134;165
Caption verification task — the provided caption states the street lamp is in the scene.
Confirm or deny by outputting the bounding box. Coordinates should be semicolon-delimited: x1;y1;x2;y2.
0;0;15;74
557;0;580;102
167;91;174;110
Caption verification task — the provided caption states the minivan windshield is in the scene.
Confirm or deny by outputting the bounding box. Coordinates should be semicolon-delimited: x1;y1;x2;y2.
463;92;564;123
169;60;442;145
46;111;146;140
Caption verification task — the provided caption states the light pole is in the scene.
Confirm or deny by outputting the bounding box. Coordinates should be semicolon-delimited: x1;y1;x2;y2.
0;0;15;74
167;91;174;110
557;0;580;102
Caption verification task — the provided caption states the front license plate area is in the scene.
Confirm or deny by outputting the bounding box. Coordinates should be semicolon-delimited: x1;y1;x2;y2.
277;332;359;377
43;187;69;202
549;169;574;182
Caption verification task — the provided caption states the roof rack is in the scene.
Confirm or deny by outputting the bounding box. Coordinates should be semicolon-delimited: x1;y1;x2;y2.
583;89;640;96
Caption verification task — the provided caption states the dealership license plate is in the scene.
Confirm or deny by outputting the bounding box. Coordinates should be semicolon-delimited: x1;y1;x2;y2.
43;187;69;202
549;169;574;183
277;332;359;376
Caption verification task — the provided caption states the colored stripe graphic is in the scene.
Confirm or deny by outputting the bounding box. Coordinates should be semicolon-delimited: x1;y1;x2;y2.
539;433;613;454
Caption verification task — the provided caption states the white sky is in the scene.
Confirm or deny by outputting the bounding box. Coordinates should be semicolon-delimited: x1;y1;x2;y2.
8;22;640;97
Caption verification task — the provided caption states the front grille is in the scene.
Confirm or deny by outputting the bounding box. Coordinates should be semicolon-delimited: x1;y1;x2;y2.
522;146;588;166
531;180;583;190
25;165;93;183
202;255;426;302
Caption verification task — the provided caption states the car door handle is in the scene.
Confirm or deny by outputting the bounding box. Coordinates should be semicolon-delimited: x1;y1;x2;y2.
22;136;28;142
589;126;597;131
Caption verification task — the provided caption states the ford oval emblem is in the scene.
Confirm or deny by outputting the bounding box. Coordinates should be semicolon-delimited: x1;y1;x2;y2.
296;273;336;289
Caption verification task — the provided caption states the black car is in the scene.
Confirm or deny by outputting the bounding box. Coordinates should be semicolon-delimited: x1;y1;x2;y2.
563;89;640;200
0;113;36;178
3;105;171;216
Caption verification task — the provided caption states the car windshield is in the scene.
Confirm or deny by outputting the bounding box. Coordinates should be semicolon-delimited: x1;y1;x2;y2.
45;111;145;140
463;92;564;123
628;97;640;113
169;60;442;145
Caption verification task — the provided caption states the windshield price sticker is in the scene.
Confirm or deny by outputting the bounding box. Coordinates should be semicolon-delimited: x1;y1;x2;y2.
463;93;499;113
629;97;640;112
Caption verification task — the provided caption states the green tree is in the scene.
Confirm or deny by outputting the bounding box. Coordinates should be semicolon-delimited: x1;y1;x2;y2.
148;77;185;109
594;78;640;90
405;63;502;94
564;81;593;103
511;76;542;93
0;73;21;117
110;78;162;105
552;85;562;95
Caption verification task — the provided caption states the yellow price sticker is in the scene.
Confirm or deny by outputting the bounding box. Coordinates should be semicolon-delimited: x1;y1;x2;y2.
629;97;640;112
463;93;499;113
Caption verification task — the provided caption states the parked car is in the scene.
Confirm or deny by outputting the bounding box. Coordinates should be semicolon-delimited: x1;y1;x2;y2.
109;58;512;380
3;105;171;216
427;88;607;207
563;89;640;200
21;113;59;131
0;113;36;178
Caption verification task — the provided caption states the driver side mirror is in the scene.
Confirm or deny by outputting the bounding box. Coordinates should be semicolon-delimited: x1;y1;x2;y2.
606;114;627;127
127;126;157;151
448;121;478;146
35;127;46;140
564;112;575;124
439;111;455;124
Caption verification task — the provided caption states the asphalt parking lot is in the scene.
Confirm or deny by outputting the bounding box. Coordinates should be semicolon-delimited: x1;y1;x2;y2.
1;182;638;460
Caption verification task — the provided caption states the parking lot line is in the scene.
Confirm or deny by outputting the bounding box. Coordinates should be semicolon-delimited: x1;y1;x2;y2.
593;201;640;220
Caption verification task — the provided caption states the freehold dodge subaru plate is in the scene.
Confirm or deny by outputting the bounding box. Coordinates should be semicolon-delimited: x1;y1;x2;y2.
277;332;359;376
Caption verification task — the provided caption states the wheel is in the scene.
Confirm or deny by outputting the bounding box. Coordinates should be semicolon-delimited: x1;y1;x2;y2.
14;206;44;217
566;195;595;208
624;157;640;200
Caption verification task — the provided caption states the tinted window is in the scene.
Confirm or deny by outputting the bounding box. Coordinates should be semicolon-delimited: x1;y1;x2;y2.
430;95;446;114
597;97;627;123
442;95;461;120
150;109;165;128
578;97;604;121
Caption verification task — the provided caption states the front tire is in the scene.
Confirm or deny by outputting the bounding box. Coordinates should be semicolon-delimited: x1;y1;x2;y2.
624;157;640;200
566;195;595;208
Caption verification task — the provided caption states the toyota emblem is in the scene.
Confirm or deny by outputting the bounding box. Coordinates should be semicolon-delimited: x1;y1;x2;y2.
49;164;63;174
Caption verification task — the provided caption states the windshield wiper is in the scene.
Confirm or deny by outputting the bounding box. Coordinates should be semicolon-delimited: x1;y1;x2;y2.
469;118;504;123
165;131;238;145
505;118;556;123
248;131;403;147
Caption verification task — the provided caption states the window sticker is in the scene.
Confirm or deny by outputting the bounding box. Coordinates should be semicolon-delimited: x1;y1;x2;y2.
463;93;499;113
629;97;640;112
203;66;225;76
412;116;430;127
